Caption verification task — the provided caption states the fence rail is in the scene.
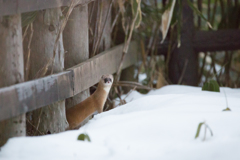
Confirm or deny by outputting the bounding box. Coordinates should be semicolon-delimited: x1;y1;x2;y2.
0;42;138;121
0;0;94;16
157;30;240;54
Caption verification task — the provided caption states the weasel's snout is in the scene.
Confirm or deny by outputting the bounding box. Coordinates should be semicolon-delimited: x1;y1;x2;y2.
104;78;112;83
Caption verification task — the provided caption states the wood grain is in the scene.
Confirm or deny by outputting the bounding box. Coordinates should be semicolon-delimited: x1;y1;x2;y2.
157;30;240;54
0;42;138;121
0;0;93;16
193;30;240;52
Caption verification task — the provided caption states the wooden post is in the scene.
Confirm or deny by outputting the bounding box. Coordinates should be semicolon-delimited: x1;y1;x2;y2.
23;8;68;135
63;5;90;125
0;14;26;146
168;0;198;85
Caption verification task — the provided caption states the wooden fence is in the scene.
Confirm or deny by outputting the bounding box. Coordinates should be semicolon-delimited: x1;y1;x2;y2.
0;0;138;123
0;42;138;121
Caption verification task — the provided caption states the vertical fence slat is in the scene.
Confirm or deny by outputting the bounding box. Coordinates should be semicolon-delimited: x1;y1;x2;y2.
63;5;90;111
0;14;26;146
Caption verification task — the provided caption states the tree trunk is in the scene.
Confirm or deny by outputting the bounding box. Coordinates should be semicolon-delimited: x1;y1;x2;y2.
168;0;198;86
0;14;25;146
23;8;68;135
63;5;90;126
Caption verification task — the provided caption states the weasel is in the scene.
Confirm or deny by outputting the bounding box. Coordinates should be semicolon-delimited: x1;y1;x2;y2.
66;74;113;129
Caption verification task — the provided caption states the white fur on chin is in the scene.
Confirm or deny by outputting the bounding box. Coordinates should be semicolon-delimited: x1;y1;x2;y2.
103;85;111;93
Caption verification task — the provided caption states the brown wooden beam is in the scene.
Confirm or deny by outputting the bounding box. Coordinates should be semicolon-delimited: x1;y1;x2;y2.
157;29;240;54
193;30;240;52
0;0;94;16
0;42;138;121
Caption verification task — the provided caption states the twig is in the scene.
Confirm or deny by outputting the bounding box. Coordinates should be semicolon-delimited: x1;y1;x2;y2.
34;108;43;135
25;23;34;81
93;0;114;56
90;0;101;57
89;1;96;30
114;81;153;90
115;1;140;81
111;8;120;32
22;24;30;42
27;119;44;135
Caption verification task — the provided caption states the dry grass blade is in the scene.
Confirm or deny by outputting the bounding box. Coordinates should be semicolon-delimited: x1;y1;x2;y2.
92;0;114;56
89;1;97;36
25;23;34;81
27;119;44;135
161;0;176;43
34;108;43;135
111;8;120;32
114;81;154;90
115;0;141;81
22;24;30;42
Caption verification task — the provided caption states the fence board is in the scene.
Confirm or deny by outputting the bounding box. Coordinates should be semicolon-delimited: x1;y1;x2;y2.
0;0;93;16
70;42;138;94
193;30;240;52
157;30;240;54
0;42;138;121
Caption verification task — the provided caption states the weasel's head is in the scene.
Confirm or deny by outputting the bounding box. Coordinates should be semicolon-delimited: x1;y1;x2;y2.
99;74;113;92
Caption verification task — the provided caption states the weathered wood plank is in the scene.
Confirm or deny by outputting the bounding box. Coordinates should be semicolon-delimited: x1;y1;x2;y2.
0;42;138;121
193;30;240;52
69;41;138;94
157;30;240;54
0;0;93;16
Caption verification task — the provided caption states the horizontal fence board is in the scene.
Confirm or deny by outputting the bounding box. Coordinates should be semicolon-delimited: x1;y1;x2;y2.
193;30;240;52
70;42;138;94
0;0;93;16
157;30;240;54
0;42;138;121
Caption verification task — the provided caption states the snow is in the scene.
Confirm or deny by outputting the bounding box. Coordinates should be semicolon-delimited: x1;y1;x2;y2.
1;85;240;160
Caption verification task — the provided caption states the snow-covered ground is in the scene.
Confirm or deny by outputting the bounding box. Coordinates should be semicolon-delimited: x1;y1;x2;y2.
1;85;240;160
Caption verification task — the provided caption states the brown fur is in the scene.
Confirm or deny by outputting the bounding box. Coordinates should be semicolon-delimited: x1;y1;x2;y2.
66;80;110;130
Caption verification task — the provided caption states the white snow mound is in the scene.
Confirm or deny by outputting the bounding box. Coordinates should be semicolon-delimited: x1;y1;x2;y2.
1;85;240;160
